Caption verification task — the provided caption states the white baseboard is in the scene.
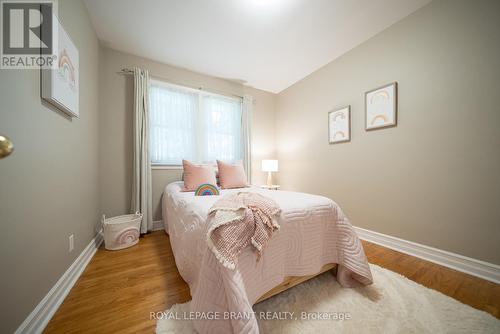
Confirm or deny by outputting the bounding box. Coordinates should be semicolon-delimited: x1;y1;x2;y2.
15;232;104;334
354;226;500;284
153;220;164;231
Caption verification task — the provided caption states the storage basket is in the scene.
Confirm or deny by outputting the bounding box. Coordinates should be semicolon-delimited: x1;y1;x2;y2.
102;212;142;250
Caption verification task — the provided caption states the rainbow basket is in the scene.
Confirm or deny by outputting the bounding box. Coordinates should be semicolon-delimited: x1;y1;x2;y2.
102;212;142;250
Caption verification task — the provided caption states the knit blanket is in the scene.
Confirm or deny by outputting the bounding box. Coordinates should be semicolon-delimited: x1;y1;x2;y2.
207;192;281;269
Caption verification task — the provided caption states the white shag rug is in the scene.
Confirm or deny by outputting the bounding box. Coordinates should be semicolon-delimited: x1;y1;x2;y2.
156;264;499;333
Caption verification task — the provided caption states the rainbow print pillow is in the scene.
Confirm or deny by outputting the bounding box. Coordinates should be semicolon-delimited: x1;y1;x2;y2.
195;183;220;196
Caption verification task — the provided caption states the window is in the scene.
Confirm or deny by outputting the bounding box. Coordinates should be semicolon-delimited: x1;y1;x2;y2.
149;79;243;165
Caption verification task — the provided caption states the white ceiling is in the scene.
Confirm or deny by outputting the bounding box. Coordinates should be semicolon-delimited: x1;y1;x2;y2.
84;0;431;93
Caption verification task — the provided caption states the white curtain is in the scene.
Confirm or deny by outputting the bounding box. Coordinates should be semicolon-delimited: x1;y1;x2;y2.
149;80;243;165
242;94;253;184
201;95;242;163
131;67;153;233
149;84;198;164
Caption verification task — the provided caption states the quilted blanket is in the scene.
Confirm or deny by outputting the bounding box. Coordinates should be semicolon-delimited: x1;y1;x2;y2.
163;182;373;333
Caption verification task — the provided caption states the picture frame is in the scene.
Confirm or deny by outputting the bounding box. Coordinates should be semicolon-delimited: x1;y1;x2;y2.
365;82;397;130
41;17;79;118
328;105;351;144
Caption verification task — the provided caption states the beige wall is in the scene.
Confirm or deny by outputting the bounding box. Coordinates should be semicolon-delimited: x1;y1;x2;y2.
0;0;100;332
99;48;276;221
245;86;277;186
275;0;500;265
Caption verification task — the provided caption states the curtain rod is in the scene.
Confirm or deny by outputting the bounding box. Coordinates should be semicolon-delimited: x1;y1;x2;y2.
117;68;244;99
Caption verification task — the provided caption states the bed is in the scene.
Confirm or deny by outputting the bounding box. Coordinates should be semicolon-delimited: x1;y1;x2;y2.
162;181;372;333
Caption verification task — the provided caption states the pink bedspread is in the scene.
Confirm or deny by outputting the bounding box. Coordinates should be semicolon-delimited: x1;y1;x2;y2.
163;182;373;334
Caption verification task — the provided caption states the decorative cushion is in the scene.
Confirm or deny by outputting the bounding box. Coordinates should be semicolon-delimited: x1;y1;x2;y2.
182;160;217;191
216;160;248;189
182;165;220;183
195;183;220;196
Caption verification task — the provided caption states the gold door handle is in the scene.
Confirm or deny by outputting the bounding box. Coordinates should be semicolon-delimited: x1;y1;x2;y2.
0;134;14;159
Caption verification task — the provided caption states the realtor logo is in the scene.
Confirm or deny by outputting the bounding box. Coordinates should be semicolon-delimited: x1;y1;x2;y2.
1;0;57;69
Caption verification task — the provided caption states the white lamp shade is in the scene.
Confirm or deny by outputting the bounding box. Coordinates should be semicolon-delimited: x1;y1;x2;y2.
262;159;278;172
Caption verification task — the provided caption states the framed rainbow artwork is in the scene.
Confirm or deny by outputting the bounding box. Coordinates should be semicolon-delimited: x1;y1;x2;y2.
365;82;397;130
41;16;79;118
328;106;351;144
195;183;220;196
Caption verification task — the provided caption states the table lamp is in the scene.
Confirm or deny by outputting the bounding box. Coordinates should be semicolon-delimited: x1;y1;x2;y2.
262;159;278;187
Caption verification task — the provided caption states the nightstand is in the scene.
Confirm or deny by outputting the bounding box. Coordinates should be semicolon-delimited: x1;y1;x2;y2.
260;185;280;190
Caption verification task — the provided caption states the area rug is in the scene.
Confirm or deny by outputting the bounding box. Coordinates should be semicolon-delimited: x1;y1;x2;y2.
156;264;499;333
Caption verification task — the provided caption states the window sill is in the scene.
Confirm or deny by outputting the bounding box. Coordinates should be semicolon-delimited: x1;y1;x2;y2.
151;164;183;170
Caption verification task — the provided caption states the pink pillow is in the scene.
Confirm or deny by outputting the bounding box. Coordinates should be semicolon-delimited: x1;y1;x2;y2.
217;160;248;189
182;160;217;191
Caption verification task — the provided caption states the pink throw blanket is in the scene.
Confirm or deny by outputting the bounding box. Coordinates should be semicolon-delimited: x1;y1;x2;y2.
207;192;281;270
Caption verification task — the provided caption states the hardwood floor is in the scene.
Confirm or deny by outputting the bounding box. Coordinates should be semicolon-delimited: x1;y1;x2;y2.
45;231;499;333
362;240;500;319
44;232;191;334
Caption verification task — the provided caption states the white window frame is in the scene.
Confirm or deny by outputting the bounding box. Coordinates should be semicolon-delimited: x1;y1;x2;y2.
149;78;243;169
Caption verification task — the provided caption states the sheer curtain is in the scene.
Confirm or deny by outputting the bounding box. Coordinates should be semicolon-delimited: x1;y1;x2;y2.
201;95;242;163
242;95;253;183
149;80;244;166
149;84;198;164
